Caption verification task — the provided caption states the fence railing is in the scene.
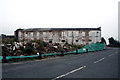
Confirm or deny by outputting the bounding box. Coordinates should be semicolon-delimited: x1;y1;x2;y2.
0;43;104;62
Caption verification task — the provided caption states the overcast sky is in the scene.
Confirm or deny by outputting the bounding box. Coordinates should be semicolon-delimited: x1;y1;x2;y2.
0;0;119;44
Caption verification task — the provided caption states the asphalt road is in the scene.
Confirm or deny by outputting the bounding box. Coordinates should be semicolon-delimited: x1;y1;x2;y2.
2;47;118;79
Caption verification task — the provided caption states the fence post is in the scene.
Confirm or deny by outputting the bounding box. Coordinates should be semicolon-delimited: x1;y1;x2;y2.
39;52;42;59
2;54;7;63
86;49;88;53
76;49;78;54
61;50;64;56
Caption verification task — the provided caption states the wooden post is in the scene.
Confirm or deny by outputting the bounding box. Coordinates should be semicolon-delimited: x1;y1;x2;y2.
86;49;88;53
76;49;78;54
2;54;7;63
39;52;42;59
61;50;64;56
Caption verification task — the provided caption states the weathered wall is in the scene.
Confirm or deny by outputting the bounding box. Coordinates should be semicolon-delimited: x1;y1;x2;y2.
89;30;101;44
17;29;101;45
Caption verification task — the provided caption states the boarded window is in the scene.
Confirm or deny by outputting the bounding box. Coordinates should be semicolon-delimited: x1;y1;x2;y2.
73;31;79;36
68;31;72;36
82;32;85;36
31;32;33;37
37;32;39;36
43;32;47;37
62;31;67;37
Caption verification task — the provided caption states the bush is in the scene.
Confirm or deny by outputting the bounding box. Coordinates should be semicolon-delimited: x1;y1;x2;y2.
2;46;9;56
23;43;35;55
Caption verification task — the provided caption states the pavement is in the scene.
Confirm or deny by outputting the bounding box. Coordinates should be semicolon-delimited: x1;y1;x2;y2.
2;47;118;79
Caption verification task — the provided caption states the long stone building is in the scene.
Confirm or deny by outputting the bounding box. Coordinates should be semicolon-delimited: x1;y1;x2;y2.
15;27;101;45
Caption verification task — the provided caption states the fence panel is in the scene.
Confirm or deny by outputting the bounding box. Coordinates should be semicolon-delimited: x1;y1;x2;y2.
0;43;104;62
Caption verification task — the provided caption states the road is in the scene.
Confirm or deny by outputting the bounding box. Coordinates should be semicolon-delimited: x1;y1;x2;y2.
2;48;118;79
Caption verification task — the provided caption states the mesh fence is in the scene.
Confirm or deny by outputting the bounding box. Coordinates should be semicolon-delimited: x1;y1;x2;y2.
0;43;104;62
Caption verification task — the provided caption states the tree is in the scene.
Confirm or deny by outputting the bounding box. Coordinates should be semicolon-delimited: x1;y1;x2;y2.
2;46;9;56
36;40;46;53
101;37;107;44
108;37;120;47
108;37;115;44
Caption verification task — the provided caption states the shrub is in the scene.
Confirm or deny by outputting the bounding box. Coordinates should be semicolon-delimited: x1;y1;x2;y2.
2;46;9;56
23;42;35;55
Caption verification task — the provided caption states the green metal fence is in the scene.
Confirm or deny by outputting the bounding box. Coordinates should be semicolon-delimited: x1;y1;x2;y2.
79;43;104;52
0;43;104;62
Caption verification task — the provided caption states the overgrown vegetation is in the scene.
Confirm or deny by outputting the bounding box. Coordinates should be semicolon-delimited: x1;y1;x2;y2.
101;37;107;44
108;37;120;47
1;38;86;62
2;38;17;44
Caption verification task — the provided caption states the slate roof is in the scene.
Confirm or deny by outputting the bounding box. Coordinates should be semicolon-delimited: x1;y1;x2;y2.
16;27;101;32
51;28;101;31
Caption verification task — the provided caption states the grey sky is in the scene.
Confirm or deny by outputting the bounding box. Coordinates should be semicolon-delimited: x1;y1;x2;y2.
0;0;118;44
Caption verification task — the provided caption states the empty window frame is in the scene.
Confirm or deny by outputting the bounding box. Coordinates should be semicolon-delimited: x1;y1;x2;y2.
89;40;92;42
76;40;79;42
62;40;66;42
49;39;52;43
95;36;98;37
82;40;85;41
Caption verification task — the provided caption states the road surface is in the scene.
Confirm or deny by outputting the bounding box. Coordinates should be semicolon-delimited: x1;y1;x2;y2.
2;47;118;79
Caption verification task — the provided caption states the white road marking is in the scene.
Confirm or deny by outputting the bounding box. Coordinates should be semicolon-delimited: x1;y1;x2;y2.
108;54;114;57
94;57;105;63
4;63;9;65
52;66;86;80
35;60;41;61
12;62;21;64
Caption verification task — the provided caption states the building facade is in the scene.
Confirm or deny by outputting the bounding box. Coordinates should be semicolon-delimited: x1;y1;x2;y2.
15;27;101;45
